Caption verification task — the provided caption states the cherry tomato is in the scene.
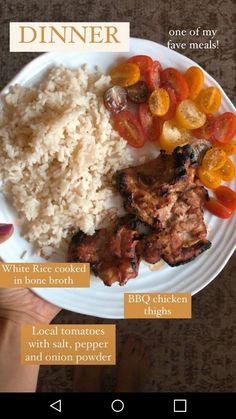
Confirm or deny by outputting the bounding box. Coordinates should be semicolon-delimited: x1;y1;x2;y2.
113;110;145;148
110;62;140;87
184;66;204;100
145;61;162;91
213;140;236;155
214;186;236;210
103;86;127;114
160;68;189;101
205;198;232;218
127;55;153;76
217;157;236;181
213;112;236;143
202;148;227;171
197;86;221;114
139;103;161;142
198;167;221;189
126;81;149;103
176;99;206;130
159;120;191;154
148;88;170;116
161;88;177;121
192;115;216;140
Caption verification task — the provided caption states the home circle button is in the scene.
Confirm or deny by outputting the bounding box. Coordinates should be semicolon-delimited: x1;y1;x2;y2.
111;399;125;413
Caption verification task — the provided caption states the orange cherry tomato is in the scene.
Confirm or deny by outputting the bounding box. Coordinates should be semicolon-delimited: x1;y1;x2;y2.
205;198;232;218
160;68;189;102
161;88;177;121
217;157;236;181
145;61;162;91
198;166;221;189
213;140;236;155
159;120;191;154
176;99;206;130
214;186;236;211
184;66;204;100
113;110;145;148
202;148;227;171
127;55;153;76
110;62;140;87
139;103;161;142
148;88;170;116
197;86;221;114
213;112;236;143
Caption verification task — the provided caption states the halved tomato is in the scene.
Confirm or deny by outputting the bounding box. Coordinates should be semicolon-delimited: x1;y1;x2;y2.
127;55;153;76
103;86;127;113
145;61;162;91
198;167;221;189
205;198;232;218
213;112;236;143
161;88;177;121
197;86;221;114
139;103;160;142
184;66;204;100
202;148;227;171
113;110;145;148
159;120;191;154
160;68;189;101
148;88;170;116
214;186;236;210
110;62;140;87
192;115;216;140
176;99;206;130
213;140;236;155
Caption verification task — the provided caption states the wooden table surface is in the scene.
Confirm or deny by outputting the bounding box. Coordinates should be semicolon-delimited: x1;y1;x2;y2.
0;0;235;392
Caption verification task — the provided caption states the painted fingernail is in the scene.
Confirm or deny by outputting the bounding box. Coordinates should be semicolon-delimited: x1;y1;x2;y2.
0;224;14;235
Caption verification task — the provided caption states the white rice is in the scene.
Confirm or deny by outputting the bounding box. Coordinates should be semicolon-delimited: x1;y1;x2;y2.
0;65;154;256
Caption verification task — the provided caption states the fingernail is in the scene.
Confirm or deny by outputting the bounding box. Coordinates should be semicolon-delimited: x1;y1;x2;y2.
0;224;14;235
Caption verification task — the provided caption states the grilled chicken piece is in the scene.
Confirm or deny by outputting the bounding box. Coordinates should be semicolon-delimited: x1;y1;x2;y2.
68;215;140;286
116;145;197;229
138;186;211;266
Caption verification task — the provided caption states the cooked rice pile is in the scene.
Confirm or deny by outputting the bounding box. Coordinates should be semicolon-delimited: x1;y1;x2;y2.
0;66;149;256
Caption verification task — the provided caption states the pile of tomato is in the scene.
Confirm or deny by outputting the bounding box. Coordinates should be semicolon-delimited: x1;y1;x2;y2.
103;55;236;219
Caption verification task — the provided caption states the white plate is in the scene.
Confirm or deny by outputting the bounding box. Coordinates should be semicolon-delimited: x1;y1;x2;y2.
0;38;235;318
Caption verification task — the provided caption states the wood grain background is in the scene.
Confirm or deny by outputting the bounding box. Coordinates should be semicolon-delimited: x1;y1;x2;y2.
0;0;235;392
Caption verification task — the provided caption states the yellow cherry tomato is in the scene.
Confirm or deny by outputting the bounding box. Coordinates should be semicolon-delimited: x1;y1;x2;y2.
110;62;140;87
197;86;221;114
198;166;222;189
217;157;236;181
202;148;227;171
148;88;170;116
159;120;192;154
184;66;204;100
176;99;206;130
213;140;236;155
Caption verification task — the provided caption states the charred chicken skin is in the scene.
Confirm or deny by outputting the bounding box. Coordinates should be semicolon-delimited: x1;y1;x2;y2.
68;215;140;286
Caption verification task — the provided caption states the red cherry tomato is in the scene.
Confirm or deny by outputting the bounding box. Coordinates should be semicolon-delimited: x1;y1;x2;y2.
127;55;153;76
160;67;189;102
205;198;232;219
161;87;177;121
213;112;236;143
139;103;160;142
113;110;145;148
214;186;236;210
192;115;216;140
145;61;162;91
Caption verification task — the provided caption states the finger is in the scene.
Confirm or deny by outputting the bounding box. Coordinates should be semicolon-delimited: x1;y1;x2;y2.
0;224;14;244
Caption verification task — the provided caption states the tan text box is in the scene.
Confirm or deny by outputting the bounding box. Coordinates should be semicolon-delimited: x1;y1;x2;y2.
21;324;116;365
0;263;90;287
124;293;192;319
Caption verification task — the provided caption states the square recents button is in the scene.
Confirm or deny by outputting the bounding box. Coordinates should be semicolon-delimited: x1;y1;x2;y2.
173;399;187;413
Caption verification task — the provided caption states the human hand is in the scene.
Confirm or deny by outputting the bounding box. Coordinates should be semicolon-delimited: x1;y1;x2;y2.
0;224;61;324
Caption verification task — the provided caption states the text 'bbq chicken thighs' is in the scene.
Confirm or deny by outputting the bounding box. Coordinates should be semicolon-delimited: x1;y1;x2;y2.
116;145;197;229
68;215;141;286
